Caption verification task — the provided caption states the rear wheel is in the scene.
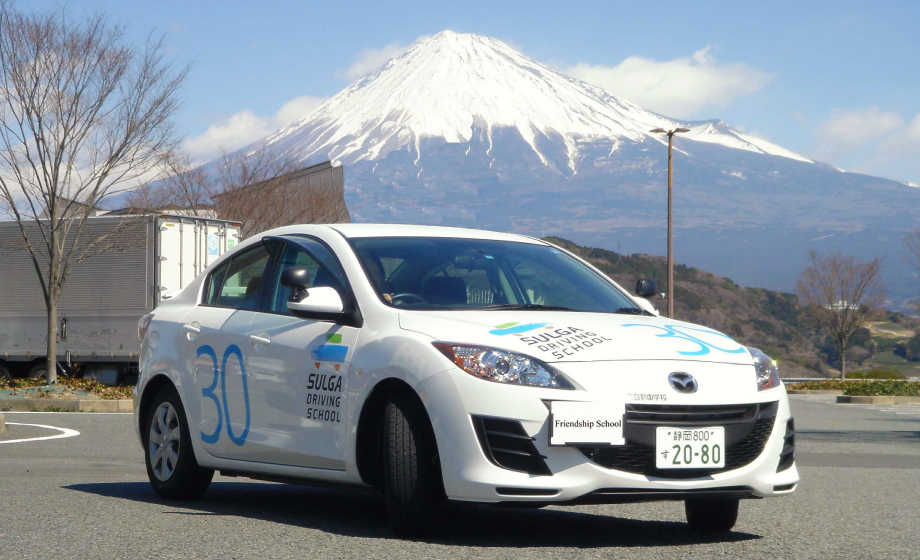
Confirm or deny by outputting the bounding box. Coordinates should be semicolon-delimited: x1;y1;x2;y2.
685;498;739;532
144;386;213;500
383;391;445;537
28;364;48;381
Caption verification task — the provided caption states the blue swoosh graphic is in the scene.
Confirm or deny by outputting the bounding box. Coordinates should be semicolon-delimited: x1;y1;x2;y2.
312;344;348;363
489;322;550;336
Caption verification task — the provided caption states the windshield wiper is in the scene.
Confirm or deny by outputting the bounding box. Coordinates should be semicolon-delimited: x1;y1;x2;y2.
484;303;575;311
612;307;646;315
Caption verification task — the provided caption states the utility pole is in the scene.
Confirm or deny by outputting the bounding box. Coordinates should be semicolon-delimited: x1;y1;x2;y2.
649;127;690;319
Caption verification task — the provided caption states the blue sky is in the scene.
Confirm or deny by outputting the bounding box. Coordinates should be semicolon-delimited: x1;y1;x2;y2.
28;0;920;183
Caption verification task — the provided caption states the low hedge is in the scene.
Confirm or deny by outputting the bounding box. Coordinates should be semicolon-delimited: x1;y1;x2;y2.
787;380;920;397
0;376;134;400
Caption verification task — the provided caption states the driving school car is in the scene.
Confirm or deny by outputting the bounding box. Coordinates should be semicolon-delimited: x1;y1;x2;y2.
134;224;798;536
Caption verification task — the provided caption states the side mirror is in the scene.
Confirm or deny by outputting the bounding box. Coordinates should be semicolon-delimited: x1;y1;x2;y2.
281;267;311;303
635;278;657;299
287;286;345;315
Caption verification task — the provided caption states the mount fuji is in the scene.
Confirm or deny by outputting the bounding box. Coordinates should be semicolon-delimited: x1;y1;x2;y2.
237;31;920;311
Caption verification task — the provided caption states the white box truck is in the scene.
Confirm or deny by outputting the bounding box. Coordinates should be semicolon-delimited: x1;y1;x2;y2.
0;214;241;384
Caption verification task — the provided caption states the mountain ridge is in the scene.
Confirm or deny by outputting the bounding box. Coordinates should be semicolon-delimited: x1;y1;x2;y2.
254;30;813;173
221;30;918;312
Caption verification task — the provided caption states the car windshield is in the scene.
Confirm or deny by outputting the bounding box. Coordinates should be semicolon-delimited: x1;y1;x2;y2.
350;237;641;313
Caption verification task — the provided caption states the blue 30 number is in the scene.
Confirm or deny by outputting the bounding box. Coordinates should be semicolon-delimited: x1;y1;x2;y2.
197;344;251;446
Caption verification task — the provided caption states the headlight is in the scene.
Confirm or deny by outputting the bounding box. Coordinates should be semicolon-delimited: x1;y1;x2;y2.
433;343;575;390
748;347;781;391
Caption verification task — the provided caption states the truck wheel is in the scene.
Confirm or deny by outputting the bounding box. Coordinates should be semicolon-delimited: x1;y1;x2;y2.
145;386;213;500
383;391;445;537
28;364;48;381
685;498;739;532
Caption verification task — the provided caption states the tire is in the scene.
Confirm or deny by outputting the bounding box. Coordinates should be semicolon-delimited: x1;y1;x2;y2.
144;386;214;500
685;498;739;532
383;391;445;537
28;364;48;381
0;365;10;383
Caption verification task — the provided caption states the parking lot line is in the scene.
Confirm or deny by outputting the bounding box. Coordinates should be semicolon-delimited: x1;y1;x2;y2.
0;423;81;445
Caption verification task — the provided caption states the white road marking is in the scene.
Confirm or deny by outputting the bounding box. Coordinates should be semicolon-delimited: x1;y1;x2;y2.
1;411;131;415
0;423;81;445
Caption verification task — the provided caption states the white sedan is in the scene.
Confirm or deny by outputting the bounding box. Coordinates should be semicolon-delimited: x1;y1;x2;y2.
134;224;798;536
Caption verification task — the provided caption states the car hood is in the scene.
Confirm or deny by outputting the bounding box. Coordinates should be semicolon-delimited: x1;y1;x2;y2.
398;311;755;366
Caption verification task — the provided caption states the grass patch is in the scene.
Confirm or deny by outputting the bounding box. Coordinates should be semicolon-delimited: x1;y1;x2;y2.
787;380;920;397
0;377;133;400
846;368;905;380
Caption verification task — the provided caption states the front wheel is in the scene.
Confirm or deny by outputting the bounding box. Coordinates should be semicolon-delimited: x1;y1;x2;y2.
145;386;213;500
383;391;445;537
685;498;739;532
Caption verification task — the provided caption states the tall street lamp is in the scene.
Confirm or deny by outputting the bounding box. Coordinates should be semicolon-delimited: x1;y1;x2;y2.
649;127;690;319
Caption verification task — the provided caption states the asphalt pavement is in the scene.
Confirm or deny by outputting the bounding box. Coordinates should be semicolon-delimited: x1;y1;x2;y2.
1;394;918;559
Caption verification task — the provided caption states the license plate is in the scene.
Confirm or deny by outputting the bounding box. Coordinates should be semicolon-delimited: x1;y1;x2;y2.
549;401;625;446
655;427;725;469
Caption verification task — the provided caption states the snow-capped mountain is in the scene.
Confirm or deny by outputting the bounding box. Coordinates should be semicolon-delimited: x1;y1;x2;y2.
232;30;917;312
259;30;811;172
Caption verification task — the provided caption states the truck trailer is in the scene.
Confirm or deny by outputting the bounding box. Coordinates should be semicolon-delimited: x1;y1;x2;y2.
0;214;241;384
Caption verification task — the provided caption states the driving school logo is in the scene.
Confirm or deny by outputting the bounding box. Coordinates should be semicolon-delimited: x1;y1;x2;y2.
622;324;745;356
311;333;348;370
489;321;550;336
520;326;613;360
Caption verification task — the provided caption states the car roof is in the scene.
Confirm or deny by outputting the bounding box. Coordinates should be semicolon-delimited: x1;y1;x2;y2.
300;223;547;244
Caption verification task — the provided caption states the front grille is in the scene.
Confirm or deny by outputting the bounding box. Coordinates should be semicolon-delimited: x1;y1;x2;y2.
578;402;778;479
473;416;551;476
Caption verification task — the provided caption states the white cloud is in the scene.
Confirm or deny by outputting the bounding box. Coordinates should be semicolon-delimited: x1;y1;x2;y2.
340;35;430;81
814;109;920;183
816;107;903;153
565;46;774;118
184;95;326;161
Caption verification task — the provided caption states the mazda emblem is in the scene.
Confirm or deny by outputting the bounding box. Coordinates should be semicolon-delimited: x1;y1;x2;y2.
668;372;698;394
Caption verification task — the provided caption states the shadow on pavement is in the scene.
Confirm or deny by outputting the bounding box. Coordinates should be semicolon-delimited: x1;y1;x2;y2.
798;430;920;443
65;481;761;547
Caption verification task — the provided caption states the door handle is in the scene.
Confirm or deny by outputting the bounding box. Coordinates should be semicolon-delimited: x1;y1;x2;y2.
249;335;271;346
182;324;201;335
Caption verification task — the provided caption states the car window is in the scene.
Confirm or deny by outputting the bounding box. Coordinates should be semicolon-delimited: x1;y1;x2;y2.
203;259;231;306
351;237;639;313
206;244;272;310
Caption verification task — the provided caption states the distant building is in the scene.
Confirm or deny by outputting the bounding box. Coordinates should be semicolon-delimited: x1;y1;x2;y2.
105;205;218;219
40;197;106;219
212;161;350;238
825;300;858;311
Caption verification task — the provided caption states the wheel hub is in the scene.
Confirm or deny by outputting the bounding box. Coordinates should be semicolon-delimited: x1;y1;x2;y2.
149;402;181;481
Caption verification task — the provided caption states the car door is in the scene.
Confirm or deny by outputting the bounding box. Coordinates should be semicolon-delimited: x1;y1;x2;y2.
179;242;273;462
245;236;360;470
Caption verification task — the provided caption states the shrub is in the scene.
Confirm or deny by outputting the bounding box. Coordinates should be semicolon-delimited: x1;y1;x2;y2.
786;380;920;396
893;334;920;362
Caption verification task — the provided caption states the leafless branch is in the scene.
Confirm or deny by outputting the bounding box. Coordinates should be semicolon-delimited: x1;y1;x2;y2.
0;0;187;382
796;249;886;379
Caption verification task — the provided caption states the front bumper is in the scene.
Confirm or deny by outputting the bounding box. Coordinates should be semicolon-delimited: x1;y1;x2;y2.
417;366;799;504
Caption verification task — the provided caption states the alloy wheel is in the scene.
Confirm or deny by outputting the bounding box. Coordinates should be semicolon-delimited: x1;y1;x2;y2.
148;402;181;481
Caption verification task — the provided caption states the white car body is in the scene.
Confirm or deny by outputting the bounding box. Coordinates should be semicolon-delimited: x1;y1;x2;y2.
135;224;798;510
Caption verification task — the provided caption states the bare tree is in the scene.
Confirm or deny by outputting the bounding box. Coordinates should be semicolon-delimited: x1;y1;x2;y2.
904;228;920;314
796;250;885;380
129;146;350;238
0;2;187;382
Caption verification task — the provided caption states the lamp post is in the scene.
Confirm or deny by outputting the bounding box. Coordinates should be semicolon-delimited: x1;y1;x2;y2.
649;127;690;319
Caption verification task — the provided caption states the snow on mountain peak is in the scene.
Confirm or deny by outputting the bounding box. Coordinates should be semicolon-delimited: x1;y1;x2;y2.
259;30;811;171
